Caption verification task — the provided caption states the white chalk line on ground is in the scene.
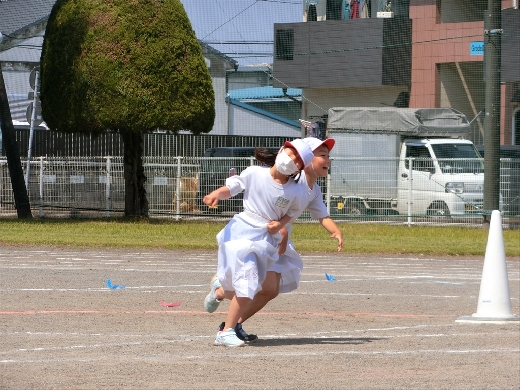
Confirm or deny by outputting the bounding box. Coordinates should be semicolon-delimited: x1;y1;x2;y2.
3;263;508;284
292;291;462;298
2;251;518;271
2;347;519;364
0;286;468;298
4;323;520;338
0;323;458;339
2;323;519;359
0;281;206;292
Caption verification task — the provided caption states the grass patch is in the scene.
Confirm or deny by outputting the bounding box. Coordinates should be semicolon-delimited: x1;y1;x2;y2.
0;219;518;256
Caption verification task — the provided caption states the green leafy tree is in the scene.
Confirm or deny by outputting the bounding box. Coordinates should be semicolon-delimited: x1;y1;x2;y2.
40;0;215;217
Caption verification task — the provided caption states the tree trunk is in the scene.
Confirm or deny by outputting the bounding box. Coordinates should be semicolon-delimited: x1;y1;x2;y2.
121;130;148;217
0;68;32;219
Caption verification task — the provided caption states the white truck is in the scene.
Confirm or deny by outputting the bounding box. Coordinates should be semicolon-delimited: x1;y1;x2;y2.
326;107;484;217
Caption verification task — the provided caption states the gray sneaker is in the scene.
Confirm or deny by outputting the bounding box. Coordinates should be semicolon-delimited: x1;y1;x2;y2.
204;274;222;313
214;328;245;347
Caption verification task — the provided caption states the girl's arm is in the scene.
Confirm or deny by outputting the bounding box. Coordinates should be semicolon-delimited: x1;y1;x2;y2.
319;216;344;252
277;225;289;255
267;213;292;234
203;186;232;207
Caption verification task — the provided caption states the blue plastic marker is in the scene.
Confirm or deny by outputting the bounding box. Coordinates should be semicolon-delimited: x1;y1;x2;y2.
325;273;336;281
106;279;126;289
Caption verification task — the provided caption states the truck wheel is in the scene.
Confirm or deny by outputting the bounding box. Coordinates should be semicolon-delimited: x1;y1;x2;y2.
344;200;366;216
426;202;451;217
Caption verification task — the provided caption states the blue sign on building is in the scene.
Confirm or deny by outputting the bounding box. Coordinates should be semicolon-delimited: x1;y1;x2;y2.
470;41;484;55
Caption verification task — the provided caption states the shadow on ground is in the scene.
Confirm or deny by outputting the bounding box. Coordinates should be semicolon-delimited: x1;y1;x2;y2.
251;337;384;347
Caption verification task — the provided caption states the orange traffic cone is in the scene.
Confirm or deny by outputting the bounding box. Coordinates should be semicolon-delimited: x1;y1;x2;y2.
456;210;519;323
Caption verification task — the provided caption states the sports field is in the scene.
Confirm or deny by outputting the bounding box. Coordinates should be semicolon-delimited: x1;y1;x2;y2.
1;246;519;389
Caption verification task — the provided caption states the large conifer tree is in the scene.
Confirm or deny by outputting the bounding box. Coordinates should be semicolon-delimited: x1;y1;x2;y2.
40;0;215;217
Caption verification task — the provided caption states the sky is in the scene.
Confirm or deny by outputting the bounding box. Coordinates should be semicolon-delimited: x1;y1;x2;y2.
179;0;302;67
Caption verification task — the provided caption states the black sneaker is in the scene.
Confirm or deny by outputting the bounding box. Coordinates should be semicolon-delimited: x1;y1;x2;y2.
218;321;258;343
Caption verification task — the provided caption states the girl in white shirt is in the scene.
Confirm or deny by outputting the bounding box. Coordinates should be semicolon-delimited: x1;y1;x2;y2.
224;137;344;343
203;139;313;347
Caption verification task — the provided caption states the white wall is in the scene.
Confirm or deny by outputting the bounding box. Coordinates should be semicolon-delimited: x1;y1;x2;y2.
227;104;301;137
210;77;228;135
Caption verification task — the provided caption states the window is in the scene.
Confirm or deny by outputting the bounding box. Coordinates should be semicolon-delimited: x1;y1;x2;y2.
515;109;520;146
275;29;294;61
431;143;479;159
431;143;483;174
436;0;487;24
405;145;434;172
326;0;343;20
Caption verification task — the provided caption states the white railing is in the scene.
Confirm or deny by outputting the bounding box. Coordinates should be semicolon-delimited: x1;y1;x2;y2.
1;156;518;227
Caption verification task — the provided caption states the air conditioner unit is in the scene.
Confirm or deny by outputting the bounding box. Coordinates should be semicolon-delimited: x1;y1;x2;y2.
377;11;394;18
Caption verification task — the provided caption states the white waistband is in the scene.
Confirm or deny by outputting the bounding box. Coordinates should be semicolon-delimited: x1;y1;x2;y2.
240;209;271;224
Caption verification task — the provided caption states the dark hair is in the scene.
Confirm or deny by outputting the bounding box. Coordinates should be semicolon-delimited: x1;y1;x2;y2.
254;147;302;182
254;147;277;167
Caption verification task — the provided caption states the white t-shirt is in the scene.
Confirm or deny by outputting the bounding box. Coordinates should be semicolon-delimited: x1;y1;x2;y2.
293;173;328;221
226;165;302;221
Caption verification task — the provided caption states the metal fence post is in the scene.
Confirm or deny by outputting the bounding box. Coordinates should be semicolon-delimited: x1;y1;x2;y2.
105;156;111;217
38;156;44;217
175;156;181;220
326;172;331;216
407;157;413;227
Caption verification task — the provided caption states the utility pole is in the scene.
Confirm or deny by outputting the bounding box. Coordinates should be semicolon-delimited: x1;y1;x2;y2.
482;0;502;228
25;66;42;187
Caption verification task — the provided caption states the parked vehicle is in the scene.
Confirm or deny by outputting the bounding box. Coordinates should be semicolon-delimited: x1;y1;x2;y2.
476;145;520;216
196;146;279;214
326;107;485;216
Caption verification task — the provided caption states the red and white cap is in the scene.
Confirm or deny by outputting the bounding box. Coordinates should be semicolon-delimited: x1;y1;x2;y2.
283;139;314;168
302;137;335;151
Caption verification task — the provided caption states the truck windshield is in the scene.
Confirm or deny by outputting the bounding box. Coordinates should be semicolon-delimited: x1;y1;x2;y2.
431;143;483;174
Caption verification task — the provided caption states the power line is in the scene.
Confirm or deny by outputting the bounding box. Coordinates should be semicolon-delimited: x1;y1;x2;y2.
202;2;258;41
203;41;274;45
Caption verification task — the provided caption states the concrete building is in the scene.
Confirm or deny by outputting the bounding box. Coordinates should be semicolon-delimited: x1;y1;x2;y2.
272;0;520;146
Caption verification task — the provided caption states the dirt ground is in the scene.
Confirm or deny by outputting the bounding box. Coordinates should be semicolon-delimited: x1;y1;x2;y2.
0;245;519;389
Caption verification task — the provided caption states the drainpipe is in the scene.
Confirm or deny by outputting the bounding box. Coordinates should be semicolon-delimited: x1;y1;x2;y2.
226;94;231;135
513;107;519;144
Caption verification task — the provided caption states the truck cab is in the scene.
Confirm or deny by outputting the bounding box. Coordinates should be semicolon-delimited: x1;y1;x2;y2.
398;139;484;216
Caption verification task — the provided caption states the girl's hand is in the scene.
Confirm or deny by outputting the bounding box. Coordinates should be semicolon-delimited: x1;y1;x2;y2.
330;231;344;252
267;220;282;234
278;239;288;255
203;192;219;207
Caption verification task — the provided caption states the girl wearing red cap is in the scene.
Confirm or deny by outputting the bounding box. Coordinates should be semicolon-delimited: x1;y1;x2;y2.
222;137;344;343
202;139;314;347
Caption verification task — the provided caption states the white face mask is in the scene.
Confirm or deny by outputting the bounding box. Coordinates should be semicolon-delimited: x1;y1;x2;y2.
275;150;299;175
